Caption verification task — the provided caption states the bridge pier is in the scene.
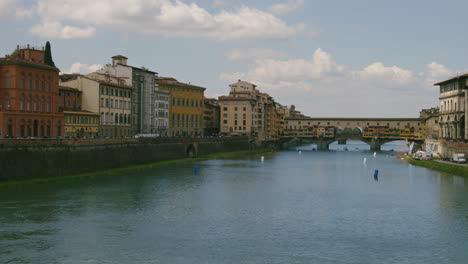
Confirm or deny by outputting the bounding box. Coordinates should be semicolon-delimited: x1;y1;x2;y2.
316;139;332;151
369;138;382;152
337;139;347;145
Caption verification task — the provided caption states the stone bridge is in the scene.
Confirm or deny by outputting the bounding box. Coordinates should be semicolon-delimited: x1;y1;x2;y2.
282;117;426;151
280;136;410;151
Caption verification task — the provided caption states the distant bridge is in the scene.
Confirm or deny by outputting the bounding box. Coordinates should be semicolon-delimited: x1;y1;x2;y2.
282;117;425;151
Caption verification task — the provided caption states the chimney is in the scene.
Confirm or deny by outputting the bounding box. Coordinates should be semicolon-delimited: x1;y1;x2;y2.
27;44;30;49
16;45;19;50
112;55;128;66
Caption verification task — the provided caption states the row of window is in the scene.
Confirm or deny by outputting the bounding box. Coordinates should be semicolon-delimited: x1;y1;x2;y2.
2;72;53;90
66;116;99;125
100;98;131;109
59;91;80;97
156;95;169;101
172;97;203;108
171;113;203;122
2;119;61;137
100;87;131;98
2;94;52;112
223;113;247;119
157;111;168;118
440;99;463;113
100;112;131;125
222;120;247;126
222;106;247;111
440;82;459;93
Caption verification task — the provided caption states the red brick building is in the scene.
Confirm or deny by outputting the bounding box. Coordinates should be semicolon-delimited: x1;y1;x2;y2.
0;43;64;137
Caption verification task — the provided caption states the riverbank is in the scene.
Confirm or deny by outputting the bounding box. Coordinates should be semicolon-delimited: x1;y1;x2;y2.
0;148;276;188
402;155;468;177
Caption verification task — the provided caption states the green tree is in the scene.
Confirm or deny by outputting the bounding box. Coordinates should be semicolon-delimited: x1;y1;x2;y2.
44;41;56;67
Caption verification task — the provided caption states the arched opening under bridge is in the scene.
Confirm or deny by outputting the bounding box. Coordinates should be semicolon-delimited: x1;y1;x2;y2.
381;140;409;152
329;139;370;151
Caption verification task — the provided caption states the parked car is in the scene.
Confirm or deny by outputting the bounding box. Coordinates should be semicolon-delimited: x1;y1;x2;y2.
413;151;432;160
452;153;466;163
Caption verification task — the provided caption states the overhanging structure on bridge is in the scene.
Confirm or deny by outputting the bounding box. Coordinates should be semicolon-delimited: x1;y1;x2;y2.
282;117;426;151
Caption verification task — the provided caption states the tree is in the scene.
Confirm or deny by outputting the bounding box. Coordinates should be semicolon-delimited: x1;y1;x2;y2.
44;41;56;67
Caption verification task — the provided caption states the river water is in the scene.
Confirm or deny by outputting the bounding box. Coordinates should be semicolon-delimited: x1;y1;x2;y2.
1;144;467;264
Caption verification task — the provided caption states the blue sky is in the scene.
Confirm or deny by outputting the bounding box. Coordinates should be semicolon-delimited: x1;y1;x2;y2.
1;0;466;117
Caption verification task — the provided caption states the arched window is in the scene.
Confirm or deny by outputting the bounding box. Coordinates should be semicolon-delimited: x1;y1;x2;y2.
40;96;45;112
46;120;51;136
4;72;11;88
34;74;39;90
115;114;119;123
5;94;11;110
19;94;24;111
46;102;50;112
20;120;25;137
27;74;32;89
33;95;38;111
7;119;13;136
20;73;25;89
57;121;61;136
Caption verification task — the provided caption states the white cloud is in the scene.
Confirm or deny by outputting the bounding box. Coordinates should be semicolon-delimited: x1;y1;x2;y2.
66;62;103;74
225;48;288;61
0;0;20;19
23;0;305;40
31;20;96;39
356;62;414;85
219;49;453;117
424;62;453;86
268;0;304;16
222;48;344;84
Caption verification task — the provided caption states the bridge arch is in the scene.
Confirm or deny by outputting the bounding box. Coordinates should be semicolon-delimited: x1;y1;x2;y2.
186;143;197;158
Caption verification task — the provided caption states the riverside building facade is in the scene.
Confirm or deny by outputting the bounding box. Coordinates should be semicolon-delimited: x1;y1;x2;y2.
59;86;99;138
0;43;64;137
60;73;132;137
218;80;281;140
434;74;468;140
156;77;205;137
98;55;169;136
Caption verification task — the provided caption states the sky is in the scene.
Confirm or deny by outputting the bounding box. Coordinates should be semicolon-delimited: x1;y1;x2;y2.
1;0;467;118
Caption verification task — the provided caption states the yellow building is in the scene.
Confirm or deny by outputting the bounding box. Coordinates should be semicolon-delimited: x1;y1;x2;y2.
64;111;99;138
156;77;205;137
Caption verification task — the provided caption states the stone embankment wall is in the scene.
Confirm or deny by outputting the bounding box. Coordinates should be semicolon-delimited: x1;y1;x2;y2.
0;137;253;181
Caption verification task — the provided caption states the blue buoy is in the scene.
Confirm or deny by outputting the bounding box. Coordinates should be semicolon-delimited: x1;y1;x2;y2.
194;165;199;175
374;169;379;181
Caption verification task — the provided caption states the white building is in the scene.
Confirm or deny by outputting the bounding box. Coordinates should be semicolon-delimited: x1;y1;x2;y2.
98;55;169;136
434;74;468;140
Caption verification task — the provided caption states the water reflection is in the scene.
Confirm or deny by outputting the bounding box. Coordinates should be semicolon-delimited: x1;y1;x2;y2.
0;150;467;263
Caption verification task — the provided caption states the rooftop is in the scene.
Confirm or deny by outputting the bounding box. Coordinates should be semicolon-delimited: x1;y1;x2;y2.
434;73;468;86
156;77;206;90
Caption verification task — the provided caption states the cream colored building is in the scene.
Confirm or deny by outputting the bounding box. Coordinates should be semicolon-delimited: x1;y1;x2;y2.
218;80;280;139
434;74;467;139
60;73;132;137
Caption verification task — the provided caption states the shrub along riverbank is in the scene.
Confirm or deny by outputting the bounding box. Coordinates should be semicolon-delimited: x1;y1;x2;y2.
402;156;468;177
0;148;276;188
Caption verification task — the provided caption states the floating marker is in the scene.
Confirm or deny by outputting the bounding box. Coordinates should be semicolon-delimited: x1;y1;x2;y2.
373;152;377;157
363;158;367;165
193;165;199;174
261;156;265;163
374;169;379;181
